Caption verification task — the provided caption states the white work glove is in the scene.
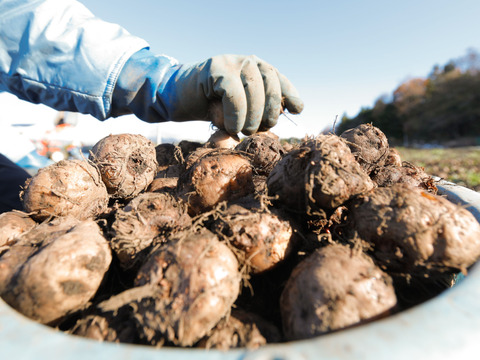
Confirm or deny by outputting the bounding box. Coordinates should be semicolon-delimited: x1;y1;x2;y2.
112;50;304;135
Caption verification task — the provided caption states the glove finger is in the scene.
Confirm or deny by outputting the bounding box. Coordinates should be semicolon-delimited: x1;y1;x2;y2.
257;60;282;129
278;71;304;114
214;75;247;135
240;57;265;135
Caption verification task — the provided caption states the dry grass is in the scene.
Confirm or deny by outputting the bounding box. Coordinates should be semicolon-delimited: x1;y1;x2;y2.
396;147;480;191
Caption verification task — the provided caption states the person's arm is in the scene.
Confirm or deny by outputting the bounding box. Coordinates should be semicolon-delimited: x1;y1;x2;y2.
113;51;304;135
0;0;153;120
0;0;303;135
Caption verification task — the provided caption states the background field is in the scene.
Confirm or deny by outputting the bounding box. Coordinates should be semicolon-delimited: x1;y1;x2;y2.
397;147;480;191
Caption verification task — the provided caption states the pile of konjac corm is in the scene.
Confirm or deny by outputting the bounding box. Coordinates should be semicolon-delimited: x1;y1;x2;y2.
1;124;480;350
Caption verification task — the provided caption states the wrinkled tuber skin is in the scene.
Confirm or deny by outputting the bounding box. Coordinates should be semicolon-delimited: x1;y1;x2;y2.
178;140;203;160
267;134;374;214
0;211;36;247
9;216;81;247
0;245;35;296
20;159;109;221
183;147;216;171
210;204;296;274
177;149;255;215
89;134;158;199
69;285;155;344
235;132;286;176
110;192;191;269
155;165;182;179
70;314;138;344
281;141;298;153
306;205;348;235
280;244;397;341
384;148;403;167
2;219;112;325
155;143;184;178
197;309;282;350
252;175;268;195
155;143;184;168
340;123;390;174
0;217;82;294
147;177;178;193
371;161;437;193
350;184;480;273
134;229;241;346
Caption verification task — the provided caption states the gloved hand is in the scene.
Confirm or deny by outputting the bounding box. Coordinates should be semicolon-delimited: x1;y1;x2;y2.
112;49;303;135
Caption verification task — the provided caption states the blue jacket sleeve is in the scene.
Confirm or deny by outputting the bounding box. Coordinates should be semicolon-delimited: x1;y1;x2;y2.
0;0;174;120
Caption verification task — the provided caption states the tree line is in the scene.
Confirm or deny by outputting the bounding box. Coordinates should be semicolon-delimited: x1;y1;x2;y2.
336;48;480;146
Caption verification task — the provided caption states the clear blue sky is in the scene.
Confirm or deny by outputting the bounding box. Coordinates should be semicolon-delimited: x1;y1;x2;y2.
79;0;480;138
3;0;480;143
